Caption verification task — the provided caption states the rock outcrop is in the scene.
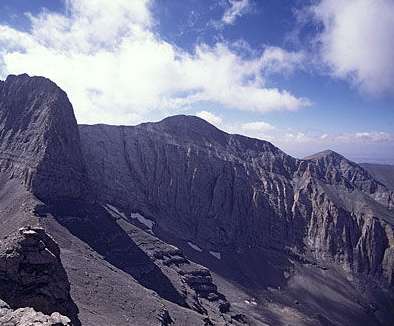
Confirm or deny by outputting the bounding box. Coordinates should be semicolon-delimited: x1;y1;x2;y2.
0;299;71;326
0;74;86;201
0;226;78;324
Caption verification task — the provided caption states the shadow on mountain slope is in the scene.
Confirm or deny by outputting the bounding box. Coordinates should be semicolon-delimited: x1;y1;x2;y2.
40;200;188;308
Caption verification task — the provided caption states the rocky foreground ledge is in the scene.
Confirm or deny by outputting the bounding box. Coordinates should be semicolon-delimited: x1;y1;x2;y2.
0;226;78;325
0;299;71;326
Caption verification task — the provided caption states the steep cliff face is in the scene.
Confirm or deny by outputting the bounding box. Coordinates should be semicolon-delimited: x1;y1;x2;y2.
80;117;394;289
0;74;393;325
304;150;393;209
0;74;86;201
361;163;394;191
0;75;253;326
300;151;394;283
79;117;301;252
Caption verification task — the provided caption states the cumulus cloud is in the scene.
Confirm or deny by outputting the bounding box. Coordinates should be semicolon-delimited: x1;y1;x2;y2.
310;0;394;95
281;130;394;145
222;118;393;148
0;0;309;124
261;47;305;74
278;130;394;161
191;114;393;162
241;121;275;132
196;111;223;126
222;0;250;25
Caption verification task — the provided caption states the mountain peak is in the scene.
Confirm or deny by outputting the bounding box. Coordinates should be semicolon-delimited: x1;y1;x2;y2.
3;73;61;91
151;114;228;145
304;149;345;161
5;73;31;81
157;114;222;131
0;74;86;201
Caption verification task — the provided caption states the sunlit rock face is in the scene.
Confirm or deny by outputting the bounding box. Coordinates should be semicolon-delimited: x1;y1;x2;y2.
80;116;394;287
0;299;71;326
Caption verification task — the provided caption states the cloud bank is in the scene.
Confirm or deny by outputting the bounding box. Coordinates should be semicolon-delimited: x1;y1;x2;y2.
0;0;309;125
311;0;394;95
195;110;394;160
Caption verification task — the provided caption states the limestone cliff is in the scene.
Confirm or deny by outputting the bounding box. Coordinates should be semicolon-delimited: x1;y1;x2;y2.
80;116;394;288
0;74;86;201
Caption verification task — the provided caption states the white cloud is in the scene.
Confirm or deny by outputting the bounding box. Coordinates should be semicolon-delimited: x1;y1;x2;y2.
284;132;312;143
240;121;275;132
196;114;393;162
0;0;309;124
311;0;394;95
261;47;305;74
347;131;393;143
223;118;393;148
196;111;223;126
222;0;250;25
280;131;394;145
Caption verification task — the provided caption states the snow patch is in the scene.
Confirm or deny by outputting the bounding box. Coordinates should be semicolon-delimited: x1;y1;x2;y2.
209;251;221;260
105;204;127;219
187;242;203;252
192;167;198;180
131;212;155;230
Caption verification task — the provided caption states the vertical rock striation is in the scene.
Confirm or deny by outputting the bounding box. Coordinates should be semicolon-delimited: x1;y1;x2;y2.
0;74;86;201
0;73;393;324
80;116;394;288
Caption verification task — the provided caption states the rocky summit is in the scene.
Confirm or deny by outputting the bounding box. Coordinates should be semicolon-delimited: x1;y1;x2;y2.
0;74;393;325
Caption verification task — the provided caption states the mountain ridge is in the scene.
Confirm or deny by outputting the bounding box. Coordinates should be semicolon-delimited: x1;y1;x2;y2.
0;73;393;325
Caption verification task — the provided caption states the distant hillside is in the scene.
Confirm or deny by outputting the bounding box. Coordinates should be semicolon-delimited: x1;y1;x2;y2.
360;163;394;191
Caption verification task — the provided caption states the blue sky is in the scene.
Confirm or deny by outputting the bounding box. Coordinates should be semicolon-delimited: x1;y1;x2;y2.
0;0;393;163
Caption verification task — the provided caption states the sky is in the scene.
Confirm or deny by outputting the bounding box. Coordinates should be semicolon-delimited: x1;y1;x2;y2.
0;0;393;163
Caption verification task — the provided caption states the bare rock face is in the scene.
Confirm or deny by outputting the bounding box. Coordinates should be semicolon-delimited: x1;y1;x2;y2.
0;74;86;201
0;74;393;325
361;163;394;191
304;150;393;208
299;151;394;284
79;116;394;289
0;227;78;324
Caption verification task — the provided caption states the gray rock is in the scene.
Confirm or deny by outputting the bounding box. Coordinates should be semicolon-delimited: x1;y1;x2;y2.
79;116;394;288
0;306;71;326
361;163;394;191
0;73;393;325
0;226;78;324
0;74;87;201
